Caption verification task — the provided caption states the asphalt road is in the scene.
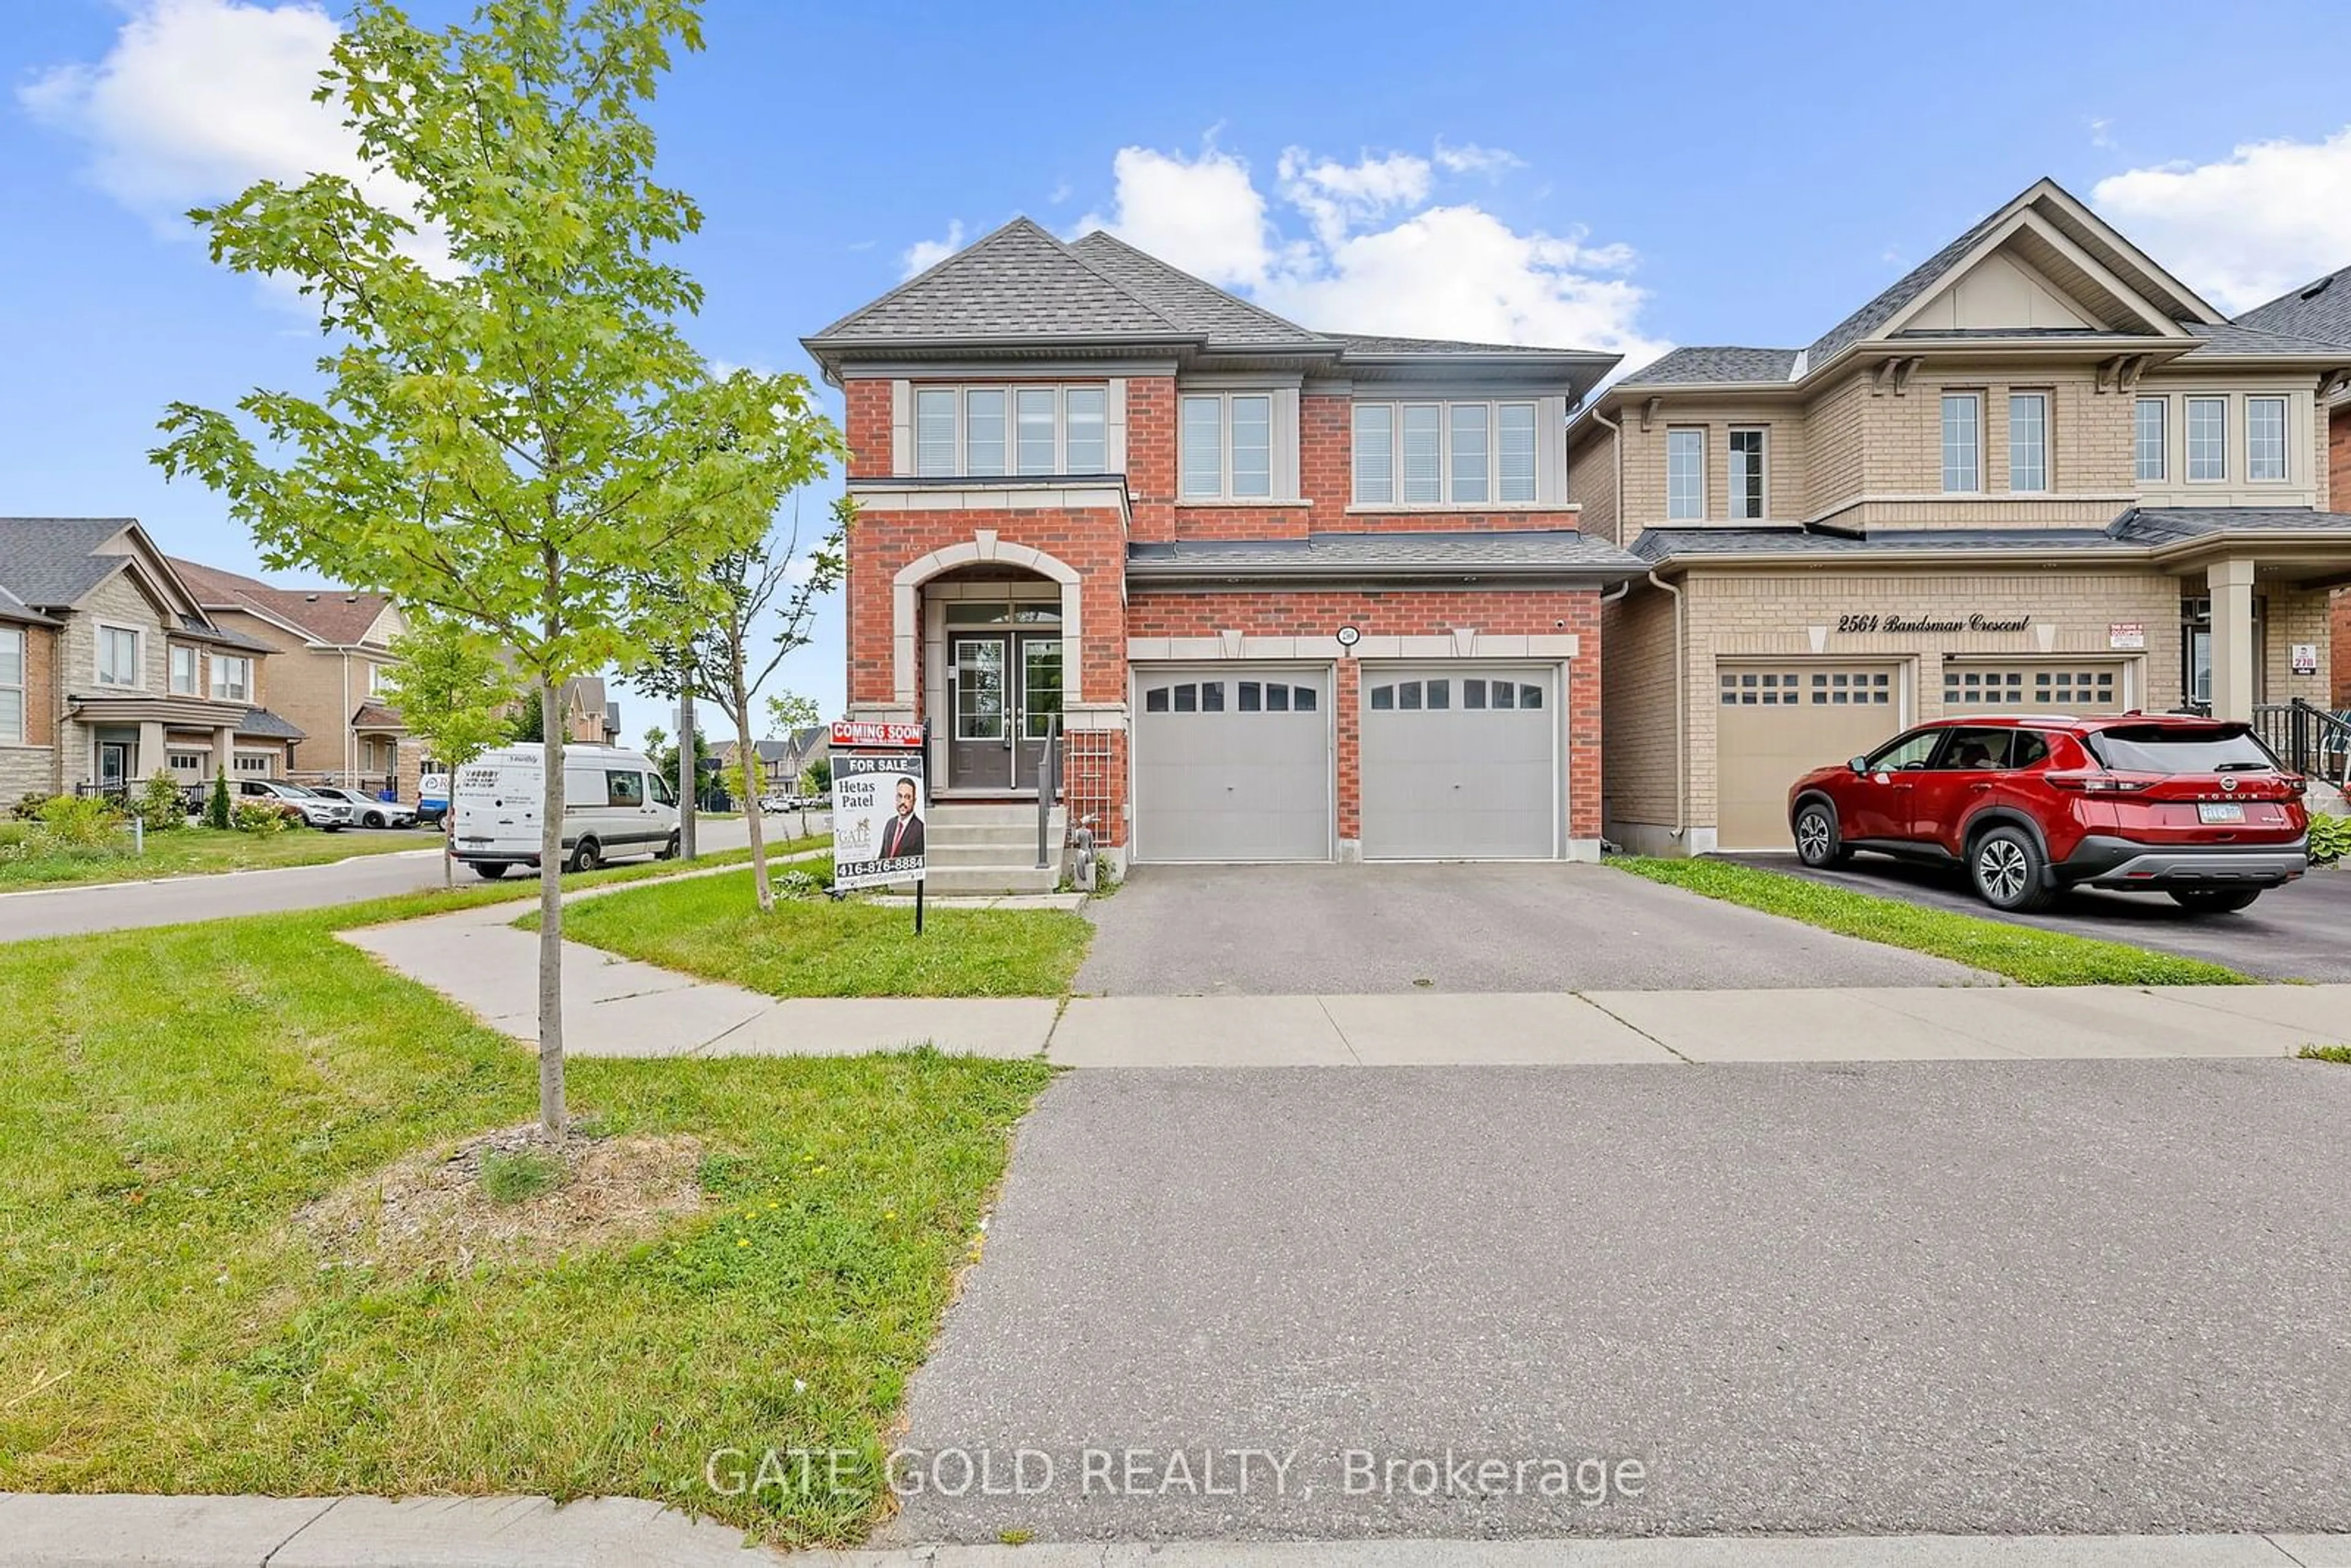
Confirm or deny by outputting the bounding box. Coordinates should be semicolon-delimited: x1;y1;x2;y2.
884;1060;2351;1543
0;811;822;942
1078;861;1983;993
1732;852;2351;981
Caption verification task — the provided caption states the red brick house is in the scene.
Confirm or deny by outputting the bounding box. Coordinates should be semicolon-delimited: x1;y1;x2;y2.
2232;263;2351;708
804;219;1643;883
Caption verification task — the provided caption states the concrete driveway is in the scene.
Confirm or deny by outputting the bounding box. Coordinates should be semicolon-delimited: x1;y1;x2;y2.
1078;861;1982;993
1733;852;2351;981
884;1059;2351;1544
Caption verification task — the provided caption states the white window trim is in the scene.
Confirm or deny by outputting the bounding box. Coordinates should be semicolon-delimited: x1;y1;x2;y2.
95;622;144;689
2185;395;2229;484
912;383;1114;479
211;654;253;704
1665;426;1707;520
0;626;23;745
1940;392;1984;495
2134;396;2167;484
2246;394;2290;484
1178;389;1288;503
1727;426;1769;520
1352;399;1543;509
2006;391;2050;494
169;643;201;696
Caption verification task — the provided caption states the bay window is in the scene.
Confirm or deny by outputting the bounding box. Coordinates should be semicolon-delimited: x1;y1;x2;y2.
1352;399;1542;506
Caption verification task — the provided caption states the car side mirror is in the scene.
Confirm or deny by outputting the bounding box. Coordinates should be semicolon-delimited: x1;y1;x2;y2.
1848;756;1869;774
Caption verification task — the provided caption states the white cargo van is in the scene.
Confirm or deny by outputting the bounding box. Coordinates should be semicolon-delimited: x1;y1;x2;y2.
451;743;678;879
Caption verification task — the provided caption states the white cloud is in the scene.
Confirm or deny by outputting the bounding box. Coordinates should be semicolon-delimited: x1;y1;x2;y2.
21;0;448;274
901;220;966;279
2091;127;2351;313
1070;137;1665;367
2085;116;2115;151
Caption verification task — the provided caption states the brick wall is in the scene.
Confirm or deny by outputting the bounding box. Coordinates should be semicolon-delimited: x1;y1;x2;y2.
1128;587;1605;842
1600;589;1679;835
844;380;892;479
1125;375;1178;541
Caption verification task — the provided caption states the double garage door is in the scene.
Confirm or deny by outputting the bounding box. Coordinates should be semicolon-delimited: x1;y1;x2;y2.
1715;659;2128;850
1131;664;1559;862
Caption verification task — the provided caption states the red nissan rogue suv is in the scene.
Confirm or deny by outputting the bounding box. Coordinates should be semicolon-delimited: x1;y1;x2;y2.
1785;714;2309;914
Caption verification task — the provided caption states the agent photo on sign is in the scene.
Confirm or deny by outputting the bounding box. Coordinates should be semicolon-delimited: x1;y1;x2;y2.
882;776;924;859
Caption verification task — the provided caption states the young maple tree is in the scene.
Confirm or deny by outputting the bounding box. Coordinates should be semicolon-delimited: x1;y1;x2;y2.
152;0;835;1136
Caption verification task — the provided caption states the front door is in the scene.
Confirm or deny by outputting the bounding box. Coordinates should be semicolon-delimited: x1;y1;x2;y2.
98;741;130;791
947;632;1062;790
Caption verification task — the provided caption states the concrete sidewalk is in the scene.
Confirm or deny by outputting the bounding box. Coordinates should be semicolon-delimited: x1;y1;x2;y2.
4;1495;2348;1567
335;893;2351;1065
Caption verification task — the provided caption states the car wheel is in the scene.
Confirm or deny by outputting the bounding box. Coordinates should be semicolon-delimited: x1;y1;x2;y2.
1792;800;1850;868
656;830;680;861
566;838;601;874
2167;888;2262;914
471;862;509;880
1969;825;2053;913
363;811;386;828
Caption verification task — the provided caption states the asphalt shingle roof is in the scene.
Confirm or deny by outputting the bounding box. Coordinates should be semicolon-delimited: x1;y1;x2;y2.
2177;318;2351;358
1065;231;1325;348
1633;508;2351;565
1805;201;2014;369
168;556;393;645
2230;264;2351;350
1128;529;1645;579
2113;507;2351;545
808;218;1183;344
0;517;137;608
236;707;307;741
1615;347;1801;388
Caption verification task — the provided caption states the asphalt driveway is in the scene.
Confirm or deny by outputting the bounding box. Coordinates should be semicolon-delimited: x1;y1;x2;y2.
1731;852;2351;981
884;1059;2351;1544
1078;861;1982;994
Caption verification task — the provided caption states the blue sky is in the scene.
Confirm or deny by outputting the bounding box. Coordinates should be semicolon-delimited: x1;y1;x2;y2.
9;0;2351;727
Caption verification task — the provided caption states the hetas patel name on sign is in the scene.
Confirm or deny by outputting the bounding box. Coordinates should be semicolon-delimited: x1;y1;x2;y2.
1835;612;2033;635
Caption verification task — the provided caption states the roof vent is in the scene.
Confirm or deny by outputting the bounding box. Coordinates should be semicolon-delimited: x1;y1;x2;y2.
304;593;320;601
2301;276;2333;301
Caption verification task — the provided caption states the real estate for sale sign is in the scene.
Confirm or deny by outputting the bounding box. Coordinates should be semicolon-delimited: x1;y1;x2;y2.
831;749;928;891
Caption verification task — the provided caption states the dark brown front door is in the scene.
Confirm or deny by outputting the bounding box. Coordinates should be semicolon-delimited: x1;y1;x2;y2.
948;632;1062;790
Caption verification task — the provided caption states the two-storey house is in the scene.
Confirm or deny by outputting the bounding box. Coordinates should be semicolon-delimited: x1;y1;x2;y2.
806;219;1646;877
1567;179;2351;854
0;518;304;801
168;557;407;790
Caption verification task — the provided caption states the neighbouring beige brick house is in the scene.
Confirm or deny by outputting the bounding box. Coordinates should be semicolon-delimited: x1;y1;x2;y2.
168;557;408;791
0;518;306;801
1568;178;2351;853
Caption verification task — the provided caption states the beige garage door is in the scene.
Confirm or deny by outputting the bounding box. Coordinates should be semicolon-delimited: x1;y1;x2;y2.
1717;664;1902;851
1941;661;2126;714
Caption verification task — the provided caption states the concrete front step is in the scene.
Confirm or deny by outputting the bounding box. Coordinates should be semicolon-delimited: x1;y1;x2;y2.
930;800;1051;827
926;842;1063;869
929;821;1058;849
921;864;1060;896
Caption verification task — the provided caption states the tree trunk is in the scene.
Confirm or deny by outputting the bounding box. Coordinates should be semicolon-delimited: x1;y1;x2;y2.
678;666;697;862
536;676;566;1139
441;766;456;891
735;692;772;910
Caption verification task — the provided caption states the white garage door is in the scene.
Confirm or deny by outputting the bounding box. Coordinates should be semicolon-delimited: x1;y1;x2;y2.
1361;667;1557;860
1716;662;1902;851
1133;668;1331;862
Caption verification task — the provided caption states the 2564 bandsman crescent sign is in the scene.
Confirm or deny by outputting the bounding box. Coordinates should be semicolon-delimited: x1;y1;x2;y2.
1836;611;2032;635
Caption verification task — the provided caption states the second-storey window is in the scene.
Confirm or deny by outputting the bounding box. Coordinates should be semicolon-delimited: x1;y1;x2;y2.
1666;428;1704;520
170;644;200;696
97;625;140;687
1727;428;1766;519
2247;396;2287;481
2008;392;2048;492
913;385;1111;477
1940;393;1981;492
1180;392;1273;500
2186;396;2227;481
1354;400;1539;505
211;654;252;703
0;627;23;743
2134;397;2167;482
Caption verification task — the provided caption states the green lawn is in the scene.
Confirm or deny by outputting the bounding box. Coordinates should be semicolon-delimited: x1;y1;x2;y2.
1610;855;2253;987
0;889;1049;1545
0;822;429;889
544;867;1092;998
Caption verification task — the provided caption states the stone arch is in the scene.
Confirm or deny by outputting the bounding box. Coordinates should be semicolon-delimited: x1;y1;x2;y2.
891;530;1084;708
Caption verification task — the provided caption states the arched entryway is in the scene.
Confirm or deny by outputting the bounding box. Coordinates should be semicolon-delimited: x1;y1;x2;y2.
893;536;1084;796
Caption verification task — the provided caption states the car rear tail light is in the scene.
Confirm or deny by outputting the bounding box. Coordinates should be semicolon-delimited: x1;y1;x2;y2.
2046;773;2150;793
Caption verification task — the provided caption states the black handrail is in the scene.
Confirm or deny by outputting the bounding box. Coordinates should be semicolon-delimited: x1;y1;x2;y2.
1035;716;1062;869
